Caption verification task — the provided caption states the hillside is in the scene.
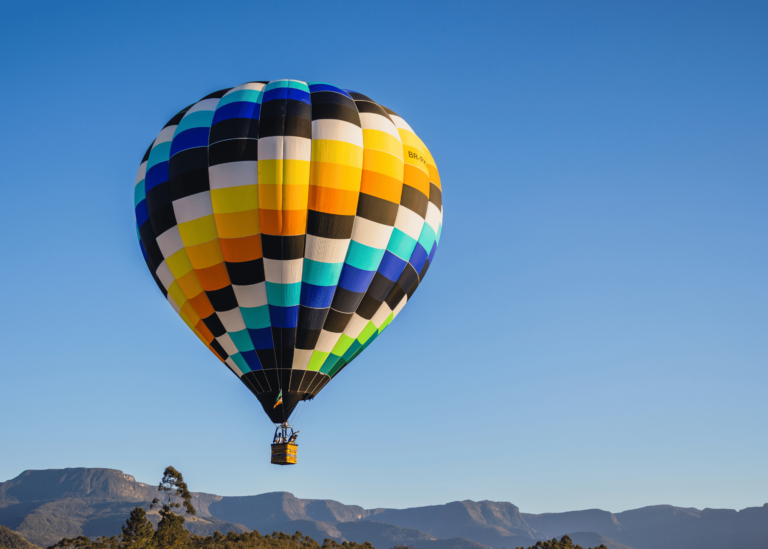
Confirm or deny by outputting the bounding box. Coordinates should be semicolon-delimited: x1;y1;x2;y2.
1;468;767;549
0;525;40;549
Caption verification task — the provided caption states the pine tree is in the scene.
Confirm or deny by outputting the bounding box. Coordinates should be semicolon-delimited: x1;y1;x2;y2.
121;507;155;549
154;512;189;549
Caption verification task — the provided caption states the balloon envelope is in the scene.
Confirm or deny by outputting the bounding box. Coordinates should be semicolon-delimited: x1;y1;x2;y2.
134;81;443;423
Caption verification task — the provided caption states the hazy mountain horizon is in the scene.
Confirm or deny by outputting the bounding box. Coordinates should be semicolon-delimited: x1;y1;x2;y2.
1;468;766;549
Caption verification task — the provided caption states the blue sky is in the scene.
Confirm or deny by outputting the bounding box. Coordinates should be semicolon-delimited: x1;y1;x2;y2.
1;0;766;514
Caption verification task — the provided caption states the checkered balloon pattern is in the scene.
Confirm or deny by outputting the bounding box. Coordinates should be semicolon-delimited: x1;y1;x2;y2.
134;81;443;423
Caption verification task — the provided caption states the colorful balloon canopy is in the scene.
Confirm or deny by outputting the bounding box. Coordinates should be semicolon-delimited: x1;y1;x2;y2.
134;80;443;423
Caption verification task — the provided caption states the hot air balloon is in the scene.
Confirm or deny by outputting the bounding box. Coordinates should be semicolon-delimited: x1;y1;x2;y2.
134;80;443;464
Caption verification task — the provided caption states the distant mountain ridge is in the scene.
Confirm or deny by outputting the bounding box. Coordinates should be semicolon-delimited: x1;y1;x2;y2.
1;468;766;549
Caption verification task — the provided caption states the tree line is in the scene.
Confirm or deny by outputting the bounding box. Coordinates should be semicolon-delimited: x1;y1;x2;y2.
45;467;377;549
514;536;608;549
48;528;376;549
394;535;610;549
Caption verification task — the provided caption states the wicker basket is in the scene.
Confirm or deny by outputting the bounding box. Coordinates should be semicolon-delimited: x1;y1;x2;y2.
271;443;298;465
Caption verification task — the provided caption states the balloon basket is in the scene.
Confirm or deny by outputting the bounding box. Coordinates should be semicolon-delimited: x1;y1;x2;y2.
271;443;298;465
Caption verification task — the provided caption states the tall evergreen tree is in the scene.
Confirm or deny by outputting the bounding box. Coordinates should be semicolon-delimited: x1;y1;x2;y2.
151;466;195;517
150;466;195;549
153;512;188;549
121;507;155;549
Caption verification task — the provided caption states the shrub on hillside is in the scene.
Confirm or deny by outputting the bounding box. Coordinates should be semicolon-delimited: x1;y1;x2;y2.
514;535;607;549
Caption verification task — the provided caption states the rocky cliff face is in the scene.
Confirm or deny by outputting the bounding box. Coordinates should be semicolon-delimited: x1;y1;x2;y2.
367;500;535;547
0;469;246;547
523;509;625;538
0;469;154;506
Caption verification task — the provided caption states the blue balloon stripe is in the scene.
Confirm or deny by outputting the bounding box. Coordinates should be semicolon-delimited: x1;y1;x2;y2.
240;350;263;370
212;101;260;124
337;264;376;293
300;283;337;308
268;305;299;328
428;240;438;264
144;161;169;192
263;88;288;103
135;200;149;227
263;87;311;104
170;127;210;157
248;328;274;350
408;243;429;274
377;251;407;282
287;88;311;103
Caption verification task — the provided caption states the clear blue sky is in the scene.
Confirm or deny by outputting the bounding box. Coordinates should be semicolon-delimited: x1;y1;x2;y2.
1;0;766;514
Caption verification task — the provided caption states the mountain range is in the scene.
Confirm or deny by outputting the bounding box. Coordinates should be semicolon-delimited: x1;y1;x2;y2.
0;468;765;549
